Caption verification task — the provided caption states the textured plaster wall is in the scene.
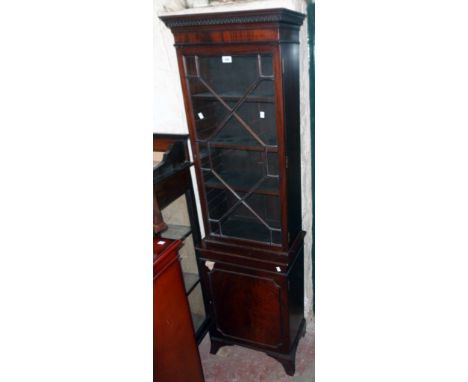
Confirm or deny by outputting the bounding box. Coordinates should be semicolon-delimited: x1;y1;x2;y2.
155;0;313;318
154;0;187;134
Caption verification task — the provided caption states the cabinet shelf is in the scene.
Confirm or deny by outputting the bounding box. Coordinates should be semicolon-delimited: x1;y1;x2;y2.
211;216;281;245
192;92;274;103
198;140;278;152
204;174;279;196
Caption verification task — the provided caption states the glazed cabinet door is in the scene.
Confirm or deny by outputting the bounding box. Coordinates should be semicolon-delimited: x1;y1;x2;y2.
181;51;284;246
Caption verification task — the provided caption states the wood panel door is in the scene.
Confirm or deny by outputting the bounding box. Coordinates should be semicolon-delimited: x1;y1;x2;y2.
206;264;288;351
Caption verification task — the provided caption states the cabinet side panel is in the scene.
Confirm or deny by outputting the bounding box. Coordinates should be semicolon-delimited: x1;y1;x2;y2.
154;251;204;382
281;41;303;244
288;245;304;347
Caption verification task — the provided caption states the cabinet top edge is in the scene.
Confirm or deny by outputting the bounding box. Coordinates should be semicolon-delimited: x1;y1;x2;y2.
159;8;305;29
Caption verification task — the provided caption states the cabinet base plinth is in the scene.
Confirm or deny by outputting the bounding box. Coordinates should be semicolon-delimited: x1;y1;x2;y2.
209;318;306;377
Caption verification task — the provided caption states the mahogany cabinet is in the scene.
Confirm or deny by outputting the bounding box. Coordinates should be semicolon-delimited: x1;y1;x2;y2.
160;8;306;376
154;237;204;382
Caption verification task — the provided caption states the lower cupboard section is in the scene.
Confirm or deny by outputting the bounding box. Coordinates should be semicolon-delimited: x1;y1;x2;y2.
201;248;304;355
208;266;285;349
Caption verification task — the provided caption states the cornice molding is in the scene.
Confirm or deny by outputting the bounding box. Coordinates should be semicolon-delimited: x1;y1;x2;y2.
160;8;305;29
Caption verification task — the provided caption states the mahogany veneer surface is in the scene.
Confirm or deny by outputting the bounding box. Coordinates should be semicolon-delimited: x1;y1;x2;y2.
154;237;204;382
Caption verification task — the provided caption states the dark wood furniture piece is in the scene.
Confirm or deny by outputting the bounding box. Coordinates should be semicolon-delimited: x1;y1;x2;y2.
160;9;306;376
153;133;210;343
154;237;204;382
153;134;191;219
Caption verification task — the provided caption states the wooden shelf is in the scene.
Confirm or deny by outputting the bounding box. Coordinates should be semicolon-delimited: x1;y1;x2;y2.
198;140;278;152
192;92;274;103
211;217;281;245
204;174;279;196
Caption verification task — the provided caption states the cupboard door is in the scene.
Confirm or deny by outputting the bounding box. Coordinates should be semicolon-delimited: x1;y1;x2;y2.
207;265;286;350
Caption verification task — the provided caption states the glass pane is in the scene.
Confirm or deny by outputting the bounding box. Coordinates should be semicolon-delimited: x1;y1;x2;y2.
208;148;267;192
251;80;274;97
197;55;259;96
203;179;231;220
235;102;276;145
211;115;260;146
191;99;226;140
198;142;210;169
267;152;279;176
260;54;273;77
184;56;197;77
244;194;281;230
187;284;206;333
188;78;232;141
271;230;281;245
220;203;272;243
187;76;210;97
178;234;199;293
160;194;191;236
220;193;281;244
203;171;279;196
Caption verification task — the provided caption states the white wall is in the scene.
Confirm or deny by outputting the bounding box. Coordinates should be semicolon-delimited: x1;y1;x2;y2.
154;0;187;134
154;0;313;318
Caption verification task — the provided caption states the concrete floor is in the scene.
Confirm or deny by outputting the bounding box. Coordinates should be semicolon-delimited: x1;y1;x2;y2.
198;321;315;382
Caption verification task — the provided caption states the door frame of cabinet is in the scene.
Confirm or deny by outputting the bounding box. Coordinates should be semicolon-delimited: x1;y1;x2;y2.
174;44;290;251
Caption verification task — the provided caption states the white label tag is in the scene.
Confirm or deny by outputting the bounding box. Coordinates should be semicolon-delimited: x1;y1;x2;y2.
206;261;215;270
276;266;281;272
259;111;265;119
198;112;204;120
157;240;166;245
222;56;232;63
